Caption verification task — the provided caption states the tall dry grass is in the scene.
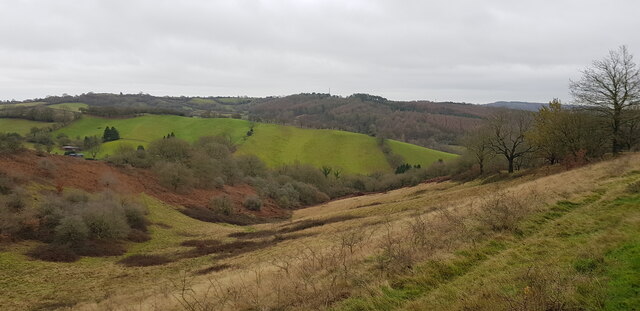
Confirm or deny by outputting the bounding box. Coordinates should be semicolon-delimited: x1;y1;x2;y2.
75;154;640;310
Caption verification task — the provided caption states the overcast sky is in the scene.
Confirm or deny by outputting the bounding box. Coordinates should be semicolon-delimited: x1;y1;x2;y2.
1;0;639;104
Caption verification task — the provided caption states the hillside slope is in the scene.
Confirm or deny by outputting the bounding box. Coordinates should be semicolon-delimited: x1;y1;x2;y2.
0;118;54;135
6;92;506;151
51;115;456;174
4;152;637;310
248;93;499;151
0;151;284;220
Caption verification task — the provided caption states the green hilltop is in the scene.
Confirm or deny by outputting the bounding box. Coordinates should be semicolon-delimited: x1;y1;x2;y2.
50;115;456;174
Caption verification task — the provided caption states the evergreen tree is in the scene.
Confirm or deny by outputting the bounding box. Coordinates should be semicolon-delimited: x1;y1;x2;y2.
102;127;111;142
102;126;121;142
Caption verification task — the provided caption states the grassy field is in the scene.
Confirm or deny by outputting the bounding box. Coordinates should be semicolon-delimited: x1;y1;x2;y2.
3;153;639;310
54;115;250;158
0;102;46;109
237;123;387;173
0;118;55;135
53;115;455;174
388;139;457;166
47;102;88;112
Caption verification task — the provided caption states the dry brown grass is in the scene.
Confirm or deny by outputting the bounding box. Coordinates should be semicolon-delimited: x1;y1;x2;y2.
22;154;640;310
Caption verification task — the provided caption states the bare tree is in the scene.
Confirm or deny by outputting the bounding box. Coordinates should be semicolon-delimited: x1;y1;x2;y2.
487;111;534;173
570;45;640;154
461;126;492;175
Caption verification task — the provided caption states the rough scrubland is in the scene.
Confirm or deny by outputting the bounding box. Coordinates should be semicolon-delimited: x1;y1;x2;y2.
1;152;638;310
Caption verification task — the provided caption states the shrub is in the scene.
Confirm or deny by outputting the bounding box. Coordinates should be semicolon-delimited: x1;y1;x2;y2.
154;161;194;193
63;188;89;204
209;195;234;215
0;133;23;154
220;158;242;185
122;200;148;231
195;136;235;156
243;195;263;211
107;144;153;168
475;191;531;232
277;164;329;193
500;266;578;311
147;138;192;162
190;153;224;189
213;177;225;189
118;254;172;267
0;206;22;241
82;203;130;240
275;183;300;209
35;198;65;242
236;154;267;177
54;216;89;247
5;187;27;211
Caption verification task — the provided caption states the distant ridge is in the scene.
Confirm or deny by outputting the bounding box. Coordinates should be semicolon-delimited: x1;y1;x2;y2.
484;101;547;111
485;101;583;111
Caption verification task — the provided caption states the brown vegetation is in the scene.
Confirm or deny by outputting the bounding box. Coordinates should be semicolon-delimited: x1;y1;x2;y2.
0;151;288;221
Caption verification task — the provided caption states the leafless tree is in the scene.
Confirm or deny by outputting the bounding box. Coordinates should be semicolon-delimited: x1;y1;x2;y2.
487;111;534;173
570;45;640;154
461;126;493;175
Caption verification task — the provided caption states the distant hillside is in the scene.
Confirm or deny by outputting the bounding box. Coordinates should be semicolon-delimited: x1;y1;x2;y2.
486;101;584;111
248;93;501;151
485;101;547;111
6;92;509;152
51;115;456;175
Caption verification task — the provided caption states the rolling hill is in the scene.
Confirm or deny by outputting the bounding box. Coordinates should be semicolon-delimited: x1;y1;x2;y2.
8;92;507;151
49;115;456;174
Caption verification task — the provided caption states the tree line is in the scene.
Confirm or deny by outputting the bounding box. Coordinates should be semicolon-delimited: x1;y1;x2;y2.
461;46;640;175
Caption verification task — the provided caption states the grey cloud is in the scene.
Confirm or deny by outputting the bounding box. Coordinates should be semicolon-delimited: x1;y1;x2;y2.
1;0;639;103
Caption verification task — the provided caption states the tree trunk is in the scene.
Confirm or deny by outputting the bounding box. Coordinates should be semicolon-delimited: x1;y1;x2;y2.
508;157;514;173
613;107;621;155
